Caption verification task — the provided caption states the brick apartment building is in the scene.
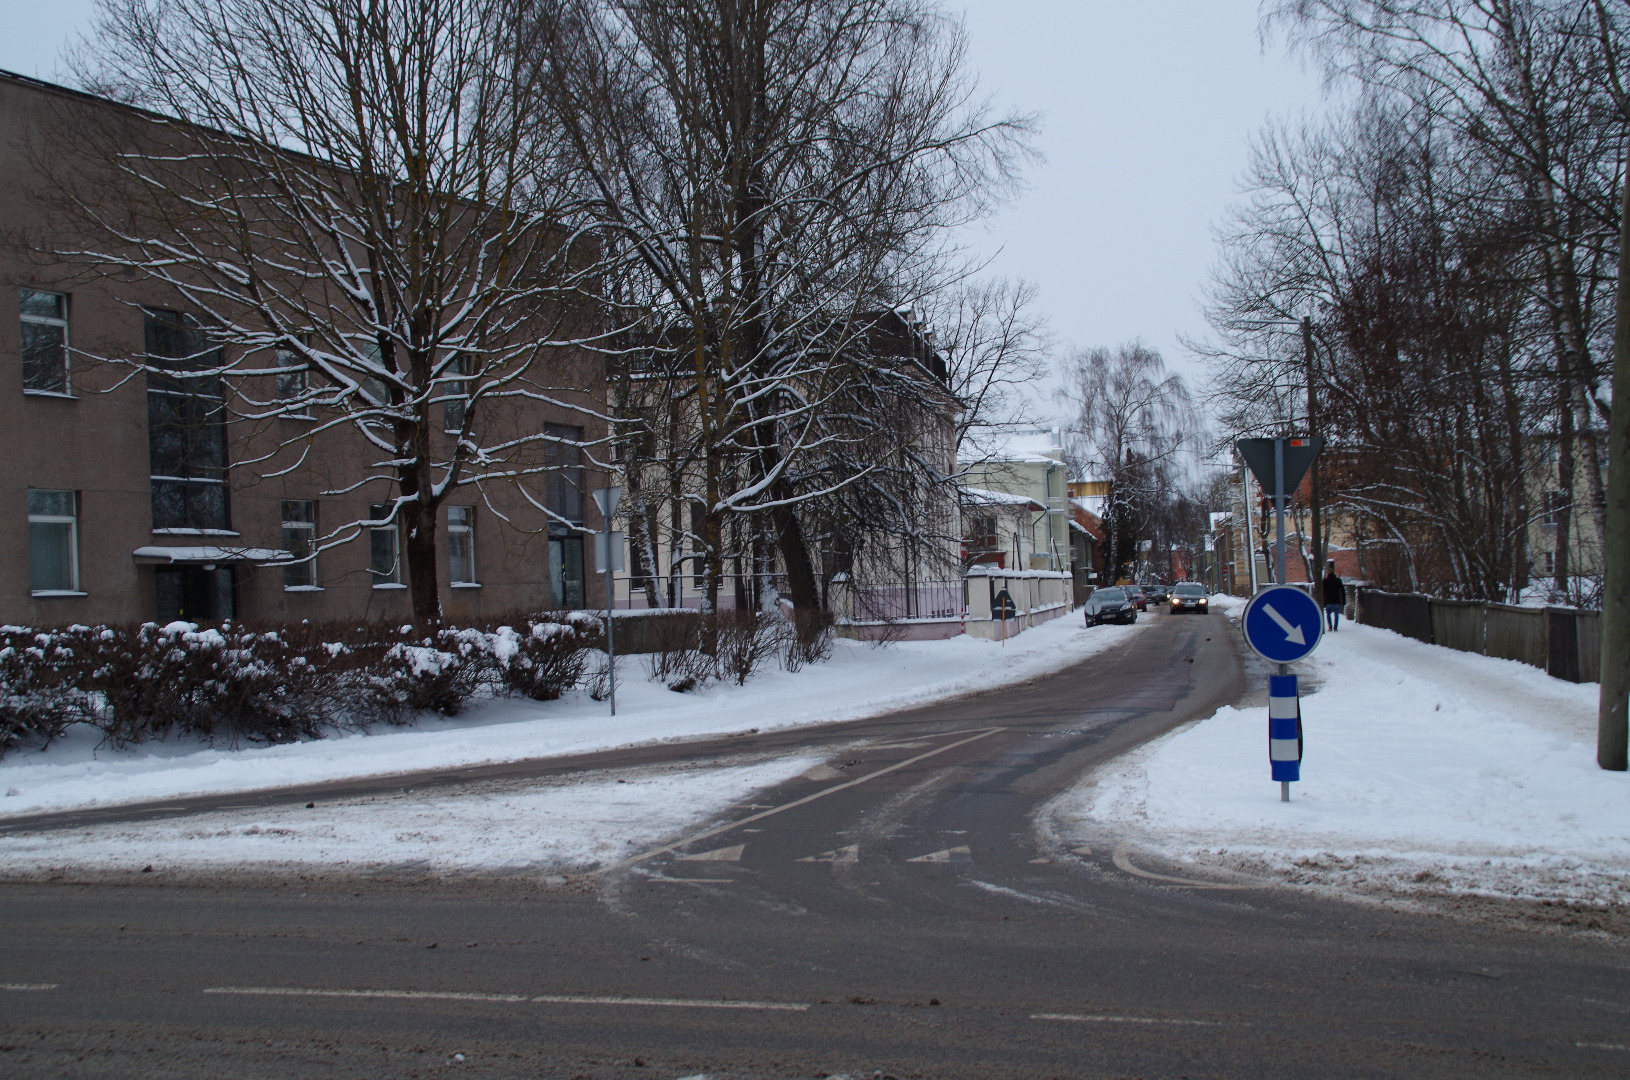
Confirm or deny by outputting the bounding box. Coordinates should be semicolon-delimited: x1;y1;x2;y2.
1;70;608;627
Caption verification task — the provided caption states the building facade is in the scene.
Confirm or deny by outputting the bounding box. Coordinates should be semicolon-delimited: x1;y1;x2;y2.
3;70;607;627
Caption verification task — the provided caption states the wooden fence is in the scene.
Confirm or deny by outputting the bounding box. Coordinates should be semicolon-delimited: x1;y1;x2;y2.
1355;589;1600;683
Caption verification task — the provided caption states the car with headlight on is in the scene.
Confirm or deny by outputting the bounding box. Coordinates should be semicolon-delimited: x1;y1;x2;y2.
1169;582;1210;614
1083;586;1137;626
1125;585;1150;611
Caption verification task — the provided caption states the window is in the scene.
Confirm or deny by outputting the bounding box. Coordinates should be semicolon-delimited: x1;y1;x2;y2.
543;423;583;524
276;349;309;405
20;290;69;395
28;489;79;594
369;502;401;585
145;310;229;531
358;341;392;407
1541;490;1568;528
442;356;471;433
282;499;318;588
447;505;476;584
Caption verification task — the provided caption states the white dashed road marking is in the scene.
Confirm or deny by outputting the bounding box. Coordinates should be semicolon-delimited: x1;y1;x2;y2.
1;983;59;991
203;986;809;1011
599;728;1005;874
1032;1013;1223;1026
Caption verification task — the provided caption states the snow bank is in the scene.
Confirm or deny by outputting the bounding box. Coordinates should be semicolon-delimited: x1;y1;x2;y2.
0;754;822;877
0;614;1142;819
1050;606;1630;906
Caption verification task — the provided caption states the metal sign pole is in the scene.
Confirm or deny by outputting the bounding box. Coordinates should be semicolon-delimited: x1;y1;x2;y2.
590;486;623;718
1274;437;1286;587
605;550;616;716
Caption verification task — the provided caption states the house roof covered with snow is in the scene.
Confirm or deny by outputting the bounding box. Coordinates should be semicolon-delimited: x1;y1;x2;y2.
958;486;1045;511
961;426;1065;465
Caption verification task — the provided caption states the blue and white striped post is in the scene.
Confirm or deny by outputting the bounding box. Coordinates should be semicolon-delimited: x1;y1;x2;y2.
1269;673;1302;801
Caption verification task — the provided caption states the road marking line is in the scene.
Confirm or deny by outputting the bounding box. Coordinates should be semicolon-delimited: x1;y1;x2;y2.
1032;1013;1222;1026
1577;1043;1630;1052
675;844;744;862
796;845;860;865
1070;845;1093;857
656;877;733;883
1111;843;1255;890
1;983;59;991
598;728;1006;874
907;845;972;864
203;986;809;1012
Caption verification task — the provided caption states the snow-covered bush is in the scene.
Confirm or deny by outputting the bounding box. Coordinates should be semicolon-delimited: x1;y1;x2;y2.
713;611;784;686
347;626;499;725
492;613;603;701
90;621;331;747
783;610;834;671
0;625;102;753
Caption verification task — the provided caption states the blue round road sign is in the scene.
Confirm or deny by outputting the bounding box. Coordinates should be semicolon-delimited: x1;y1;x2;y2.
1242;585;1323;664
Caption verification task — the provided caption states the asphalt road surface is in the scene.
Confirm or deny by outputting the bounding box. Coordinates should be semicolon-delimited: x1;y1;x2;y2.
3;609;1628;1079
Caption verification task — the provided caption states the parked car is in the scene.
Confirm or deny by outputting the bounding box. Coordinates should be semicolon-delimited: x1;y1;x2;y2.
1170;582;1209;614
1125;585;1149;612
1084;586;1137;626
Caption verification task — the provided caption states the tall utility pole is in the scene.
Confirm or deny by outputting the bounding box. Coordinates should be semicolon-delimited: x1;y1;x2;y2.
1600;168;1630;772
1304;317;1325;601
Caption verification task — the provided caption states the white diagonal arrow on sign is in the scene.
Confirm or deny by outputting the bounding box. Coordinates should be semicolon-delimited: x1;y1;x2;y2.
1262;603;1306;646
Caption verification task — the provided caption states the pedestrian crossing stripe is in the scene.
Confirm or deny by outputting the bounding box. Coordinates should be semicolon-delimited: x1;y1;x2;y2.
906;845;972;863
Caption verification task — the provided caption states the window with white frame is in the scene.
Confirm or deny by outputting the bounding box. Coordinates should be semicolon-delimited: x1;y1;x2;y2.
369;502;401;584
281;499;318;588
442;356;471;433
20;289;69;395
28;489;79;593
448;505;476;584
276;348;309;407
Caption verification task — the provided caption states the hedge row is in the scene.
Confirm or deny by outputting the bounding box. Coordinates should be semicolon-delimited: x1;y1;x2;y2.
0;612;604;757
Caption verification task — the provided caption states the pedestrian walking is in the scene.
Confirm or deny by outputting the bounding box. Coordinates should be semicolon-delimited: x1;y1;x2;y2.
1322;561;1346;631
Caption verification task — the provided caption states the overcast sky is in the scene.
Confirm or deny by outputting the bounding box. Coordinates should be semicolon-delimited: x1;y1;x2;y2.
2;1;1328;408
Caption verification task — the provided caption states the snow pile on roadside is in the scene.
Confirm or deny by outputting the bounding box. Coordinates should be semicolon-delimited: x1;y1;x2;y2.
0;613;1139;819
1050;607;1630;907
0;753;822;877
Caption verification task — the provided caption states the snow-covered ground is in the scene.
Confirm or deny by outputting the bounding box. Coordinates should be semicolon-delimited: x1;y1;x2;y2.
0;613;1141;822
0;753;821;879
1048;595;1630;908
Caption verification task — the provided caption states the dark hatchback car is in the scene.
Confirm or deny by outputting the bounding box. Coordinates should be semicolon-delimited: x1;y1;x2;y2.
1084;586;1137;626
1170;582;1210;613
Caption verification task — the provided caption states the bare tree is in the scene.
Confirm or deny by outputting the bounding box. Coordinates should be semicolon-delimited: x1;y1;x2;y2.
1058;342;1197;585
542;0;1034;614
920;275;1052;460
59;0;605;626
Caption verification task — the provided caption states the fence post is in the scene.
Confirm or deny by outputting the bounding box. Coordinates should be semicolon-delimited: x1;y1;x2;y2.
1547;608;1581;683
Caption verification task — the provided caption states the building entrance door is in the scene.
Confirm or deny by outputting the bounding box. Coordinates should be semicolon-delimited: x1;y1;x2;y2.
155;566;236;622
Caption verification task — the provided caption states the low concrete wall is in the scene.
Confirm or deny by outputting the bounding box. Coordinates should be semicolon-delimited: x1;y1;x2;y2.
963;569;1072;642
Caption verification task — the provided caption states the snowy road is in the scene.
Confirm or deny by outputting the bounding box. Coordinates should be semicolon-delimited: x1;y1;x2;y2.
6;607;1630;1080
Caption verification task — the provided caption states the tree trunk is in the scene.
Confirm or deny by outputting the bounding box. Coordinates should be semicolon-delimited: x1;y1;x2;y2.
1599;155;1630;771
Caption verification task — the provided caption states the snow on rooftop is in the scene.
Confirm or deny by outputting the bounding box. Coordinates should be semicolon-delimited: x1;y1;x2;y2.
962;426;1065;465
960;486;1045;510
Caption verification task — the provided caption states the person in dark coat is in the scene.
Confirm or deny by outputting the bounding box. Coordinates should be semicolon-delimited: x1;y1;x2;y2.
1322;561;1346;630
